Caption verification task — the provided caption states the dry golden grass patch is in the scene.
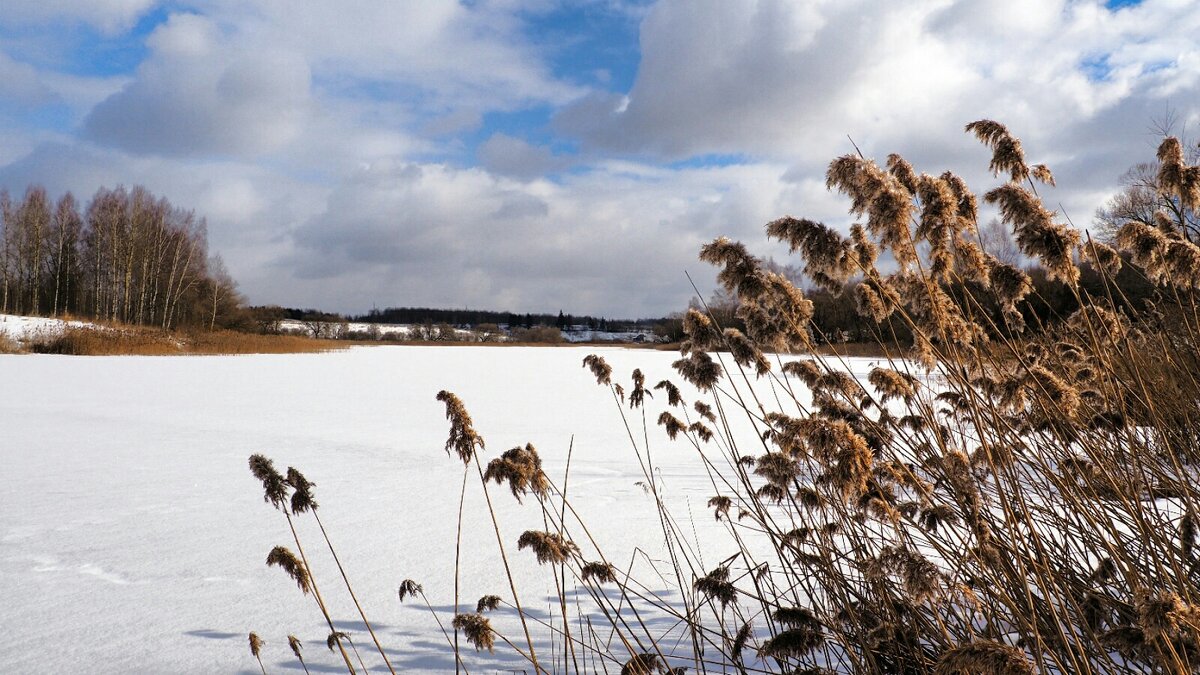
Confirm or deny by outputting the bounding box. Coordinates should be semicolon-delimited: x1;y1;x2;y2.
27;325;345;356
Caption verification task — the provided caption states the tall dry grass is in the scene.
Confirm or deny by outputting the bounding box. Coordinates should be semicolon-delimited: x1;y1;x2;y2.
26;325;344;355
246;121;1200;674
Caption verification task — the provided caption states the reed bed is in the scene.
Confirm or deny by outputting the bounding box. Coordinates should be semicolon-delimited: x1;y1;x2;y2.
245;121;1200;674
26;325;344;355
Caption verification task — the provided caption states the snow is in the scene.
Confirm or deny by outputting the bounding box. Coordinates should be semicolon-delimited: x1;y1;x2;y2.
0;313;91;342
0;345;887;674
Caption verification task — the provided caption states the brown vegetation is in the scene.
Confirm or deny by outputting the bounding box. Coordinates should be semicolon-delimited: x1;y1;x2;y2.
27;325;343;356
242;121;1200;674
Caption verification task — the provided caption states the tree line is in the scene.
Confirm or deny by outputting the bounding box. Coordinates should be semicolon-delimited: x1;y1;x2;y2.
353;306;655;332
0;184;239;329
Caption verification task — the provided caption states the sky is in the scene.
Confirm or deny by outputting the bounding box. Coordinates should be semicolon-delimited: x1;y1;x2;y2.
1;0;1197;319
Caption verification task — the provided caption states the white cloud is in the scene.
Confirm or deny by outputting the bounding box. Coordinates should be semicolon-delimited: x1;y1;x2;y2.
83;14;312;157
556;0;1200;166
280;158;807;315
478;134;569;181
4;0;1200;318
1;0;157;34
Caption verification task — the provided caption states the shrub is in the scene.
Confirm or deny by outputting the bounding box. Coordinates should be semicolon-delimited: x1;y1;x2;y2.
510;326;564;343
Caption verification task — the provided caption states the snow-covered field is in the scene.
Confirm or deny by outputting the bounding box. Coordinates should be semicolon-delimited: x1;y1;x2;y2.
0;346;883;674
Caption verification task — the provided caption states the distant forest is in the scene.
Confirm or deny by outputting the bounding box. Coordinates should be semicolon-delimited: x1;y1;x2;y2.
0;184;239;330
350;307;660;331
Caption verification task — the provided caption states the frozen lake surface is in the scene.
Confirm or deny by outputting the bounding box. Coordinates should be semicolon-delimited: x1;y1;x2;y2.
0;345;884;674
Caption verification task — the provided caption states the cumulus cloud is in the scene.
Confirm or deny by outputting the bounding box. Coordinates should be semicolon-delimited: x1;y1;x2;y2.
280;158;804;315
2;0;156;33
555;0;1200;164
478;134;569;180
83;14;312;157
3;1;1200;318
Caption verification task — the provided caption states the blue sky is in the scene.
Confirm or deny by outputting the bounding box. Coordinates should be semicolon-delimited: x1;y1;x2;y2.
0;0;1195;317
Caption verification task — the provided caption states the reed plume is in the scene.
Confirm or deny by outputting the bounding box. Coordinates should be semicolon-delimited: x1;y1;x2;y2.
582;353;613;385
620;653;663;675
983;183;1080;284
758;626;823;661
731;620;754;663
580;561;617;583
657;411;685;440
693;565;736;608
249;454;289;509
326;631;348;652
285;466;318;514
1157;136;1200;211
654;379;684;407
868;367;918;404
516;530;579;565
707;495;732;520
672;351;722;391
935;640;1034;674
688;421;714;442
629;368;649;408
965;120;1029;182
287;635;309;675
436;390;484;464
829;154;918;267
476;594;501;612
766;216;854;292
249;632;267;675
483;443;548;502
266;546;310;594
396;579;423;602
451;613;495;652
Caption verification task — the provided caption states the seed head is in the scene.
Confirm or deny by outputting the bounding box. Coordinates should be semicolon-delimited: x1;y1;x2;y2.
476;594;501;612
688;421;714;442
326;631;349;652
693;565;736;607
868;367;918;404
582;354;613;386
483;443;548;502
249;454;289;509
653;379;684;407
516;530;579;565
731;621;754;663
966;120;1030;182
287;634;303;660
452;613;494;652
934;639;1034;674
248;632;264;658
397;579;423;602
766;217;855;292
581;561;617;584
707;495;732;520
436;390;485;464
629;368;650;408
658;411;685;440
285;466;318;514
758;626;823;661
266;545;310;595
620;653;662;675
672;351;722;391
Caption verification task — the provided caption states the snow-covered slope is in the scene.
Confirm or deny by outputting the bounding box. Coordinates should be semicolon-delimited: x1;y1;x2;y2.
0;313;91;342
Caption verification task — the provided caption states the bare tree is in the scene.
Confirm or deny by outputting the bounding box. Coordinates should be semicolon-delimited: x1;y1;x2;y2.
205;254;241;331
978;217;1021;265
1095;114;1200;243
49;193;82;316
